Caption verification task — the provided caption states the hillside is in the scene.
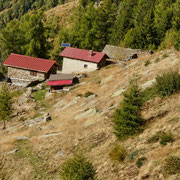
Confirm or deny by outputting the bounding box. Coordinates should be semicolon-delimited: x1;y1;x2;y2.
0;49;180;180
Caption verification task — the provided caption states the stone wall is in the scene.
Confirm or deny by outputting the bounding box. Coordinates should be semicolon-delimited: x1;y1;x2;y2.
8;67;46;86
62;57;98;74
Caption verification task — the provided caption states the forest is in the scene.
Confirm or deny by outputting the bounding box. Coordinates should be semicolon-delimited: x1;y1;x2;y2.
0;0;179;64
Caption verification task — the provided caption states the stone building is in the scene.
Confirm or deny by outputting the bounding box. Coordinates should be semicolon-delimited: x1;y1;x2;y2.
102;45;152;61
61;47;108;74
3;53;59;87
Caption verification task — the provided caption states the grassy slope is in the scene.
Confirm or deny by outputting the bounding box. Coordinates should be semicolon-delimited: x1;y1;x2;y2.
0;49;180;180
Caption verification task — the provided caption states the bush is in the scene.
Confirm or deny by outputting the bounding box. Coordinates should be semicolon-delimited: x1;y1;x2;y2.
109;145;127;162
160;133;174;146
142;87;157;103
128;150;140;161
147;131;166;143
164;156;180;175
144;60;151;67
112;81;144;140
155;70;180;97
136;157;147;168
60;153;97;180
84;91;95;98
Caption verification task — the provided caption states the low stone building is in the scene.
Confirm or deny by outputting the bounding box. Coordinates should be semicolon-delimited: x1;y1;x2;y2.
61;47;108;74
102;45;152;61
3;53;59;87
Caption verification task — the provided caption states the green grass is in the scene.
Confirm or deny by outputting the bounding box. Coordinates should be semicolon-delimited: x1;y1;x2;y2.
11;89;24;98
32;89;48;101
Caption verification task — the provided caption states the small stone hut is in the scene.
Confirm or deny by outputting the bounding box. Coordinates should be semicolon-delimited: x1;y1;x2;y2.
3;53;59;87
102;45;151;61
61;47;108;74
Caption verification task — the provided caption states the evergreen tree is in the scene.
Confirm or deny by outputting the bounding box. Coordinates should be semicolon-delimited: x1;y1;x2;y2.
0;83;13;129
172;1;180;50
20;11;51;58
113;81;144;140
0;11;51;61
0;19;25;60
110;0;137;45
154;0;175;45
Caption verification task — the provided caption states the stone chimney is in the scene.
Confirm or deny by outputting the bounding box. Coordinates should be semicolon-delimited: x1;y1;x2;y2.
89;50;93;56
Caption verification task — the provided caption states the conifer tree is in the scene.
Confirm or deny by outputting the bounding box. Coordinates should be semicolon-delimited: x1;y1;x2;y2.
113;81;144;140
0;83;13;129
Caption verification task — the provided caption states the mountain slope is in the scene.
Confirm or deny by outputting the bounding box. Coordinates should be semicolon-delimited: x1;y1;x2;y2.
0;49;180;180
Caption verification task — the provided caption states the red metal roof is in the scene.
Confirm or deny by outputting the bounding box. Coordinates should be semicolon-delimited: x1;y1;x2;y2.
60;47;106;63
3;53;59;73
47;80;73;86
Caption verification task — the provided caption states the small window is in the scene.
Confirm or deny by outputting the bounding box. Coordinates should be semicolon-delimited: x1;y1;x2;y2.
30;71;37;76
84;64;88;68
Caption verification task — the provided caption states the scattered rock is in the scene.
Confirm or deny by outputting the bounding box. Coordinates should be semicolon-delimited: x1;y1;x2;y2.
61;96;80;110
75;108;98;120
100;75;113;84
7;149;19;154
38;132;62;139
15;136;30;141
43;113;51;121
111;88;125;97
23;113;51;127
54;151;64;159
85;100;98;107
141;173;150;179
86;94;97;100
141;79;156;90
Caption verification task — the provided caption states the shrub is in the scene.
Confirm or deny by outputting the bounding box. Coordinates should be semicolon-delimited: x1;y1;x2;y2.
144;60;151;67
112;81;144;139
109;145;127;162
84;91;94;98
155;70;180;97
128;150;140;161
160;133;174;146
147;131;166;143
162;53;169;59
136;157;147;168
155;57;160;63
60;153;97;180
142;87;157;103
164;156;180;175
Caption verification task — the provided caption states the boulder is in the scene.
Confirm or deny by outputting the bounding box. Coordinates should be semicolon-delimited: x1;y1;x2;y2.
43;113;51;121
54;151;64;159
7;149;19;154
15;136;29;141
75;108;98;120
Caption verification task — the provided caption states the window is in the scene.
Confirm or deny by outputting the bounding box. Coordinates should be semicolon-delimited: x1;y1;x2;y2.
84;64;88;68
30;71;37;76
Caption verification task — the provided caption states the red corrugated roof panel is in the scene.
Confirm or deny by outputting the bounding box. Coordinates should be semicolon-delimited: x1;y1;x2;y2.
47;80;73;86
60;47;106;63
3;53;59;73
